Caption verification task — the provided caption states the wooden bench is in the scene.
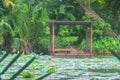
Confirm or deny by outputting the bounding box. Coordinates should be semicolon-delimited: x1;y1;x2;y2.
55;48;72;53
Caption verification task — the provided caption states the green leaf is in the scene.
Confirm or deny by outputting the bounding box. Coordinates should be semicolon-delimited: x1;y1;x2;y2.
22;71;36;78
98;0;105;4
46;67;56;73
67;13;75;21
59;5;65;14
40;8;49;23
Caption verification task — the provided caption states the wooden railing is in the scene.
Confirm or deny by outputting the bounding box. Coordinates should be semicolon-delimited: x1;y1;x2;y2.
55;48;72;53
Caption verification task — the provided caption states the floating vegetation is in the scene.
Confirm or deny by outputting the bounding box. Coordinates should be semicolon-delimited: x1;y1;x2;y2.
0;54;120;80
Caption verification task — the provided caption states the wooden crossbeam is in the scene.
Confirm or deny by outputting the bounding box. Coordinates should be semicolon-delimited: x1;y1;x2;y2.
55;48;72;53
49;21;92;26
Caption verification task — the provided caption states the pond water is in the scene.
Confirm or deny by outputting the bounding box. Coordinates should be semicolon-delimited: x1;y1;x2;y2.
0;54;120;80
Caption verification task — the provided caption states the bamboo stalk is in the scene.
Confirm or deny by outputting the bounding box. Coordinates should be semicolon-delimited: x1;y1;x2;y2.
10;56;35;80
36;72;51;80
0;52;9;63
0;53;21;75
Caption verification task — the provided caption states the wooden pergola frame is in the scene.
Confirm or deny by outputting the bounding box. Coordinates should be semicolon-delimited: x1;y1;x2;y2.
49;20;93;56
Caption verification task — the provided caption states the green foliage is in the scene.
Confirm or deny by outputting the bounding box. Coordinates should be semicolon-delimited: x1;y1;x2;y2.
79;39;86;50
36;66;56;80
82;16;111;39
0;18;13;48
92;0;120;34
21;71;36;78
105;0;120;13
93;36;120;55
0;19;13;33
59;5;65;14
58;26;69;36
76;0;105;5
11;38;24;50
67;13;76;21
55;37;69;48
44;0;81;20
38;37;50;52
5;0;49;52
0;0;119;55
46;66;56;73
79;36;120;55
93;21;111;38
55;36;77;48
114;35;120;51
0;34;4;42
76;0;90;3
98;0;105;5
38;36;77;52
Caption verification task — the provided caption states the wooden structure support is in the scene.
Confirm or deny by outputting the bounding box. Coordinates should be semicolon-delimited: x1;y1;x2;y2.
49;20;93;57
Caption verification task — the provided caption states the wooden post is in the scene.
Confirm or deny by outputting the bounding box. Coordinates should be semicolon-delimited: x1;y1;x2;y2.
86;26;88;53
90;24;93;57
51;23;55;54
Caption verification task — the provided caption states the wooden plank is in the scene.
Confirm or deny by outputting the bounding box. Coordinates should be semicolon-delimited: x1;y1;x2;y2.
54;48;72;53
55;48;71;51
53;53;93;58
49;21;92;26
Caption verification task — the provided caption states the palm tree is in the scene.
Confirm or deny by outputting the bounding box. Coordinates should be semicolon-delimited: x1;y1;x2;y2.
10;0;49;53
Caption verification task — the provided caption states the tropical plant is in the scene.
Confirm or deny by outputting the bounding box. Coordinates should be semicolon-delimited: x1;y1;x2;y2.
8;0;49;53
93;36;120;55
0;0;120;55
0;19;13;50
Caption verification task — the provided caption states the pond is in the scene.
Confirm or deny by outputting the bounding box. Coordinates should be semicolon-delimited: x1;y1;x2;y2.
0;54;120;80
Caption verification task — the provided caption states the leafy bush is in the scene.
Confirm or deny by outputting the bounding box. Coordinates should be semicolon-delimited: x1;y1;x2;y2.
46;66;56;73
55;36;77;48
79;39;86;50
79;36;120;56
11;38;24;50
93;36;120;55
38;37;50;53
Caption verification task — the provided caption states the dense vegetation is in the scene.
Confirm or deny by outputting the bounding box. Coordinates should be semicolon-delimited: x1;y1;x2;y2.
0;0;120;55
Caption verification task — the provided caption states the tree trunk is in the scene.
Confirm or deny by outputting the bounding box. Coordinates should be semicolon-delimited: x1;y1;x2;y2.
0;41;4;53
80;3;117;37
12;48;17;53
80;3;103;21
24;40;31;54
0;41;4;46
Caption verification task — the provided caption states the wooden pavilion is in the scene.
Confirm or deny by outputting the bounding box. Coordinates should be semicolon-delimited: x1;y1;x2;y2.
48;20;93;57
